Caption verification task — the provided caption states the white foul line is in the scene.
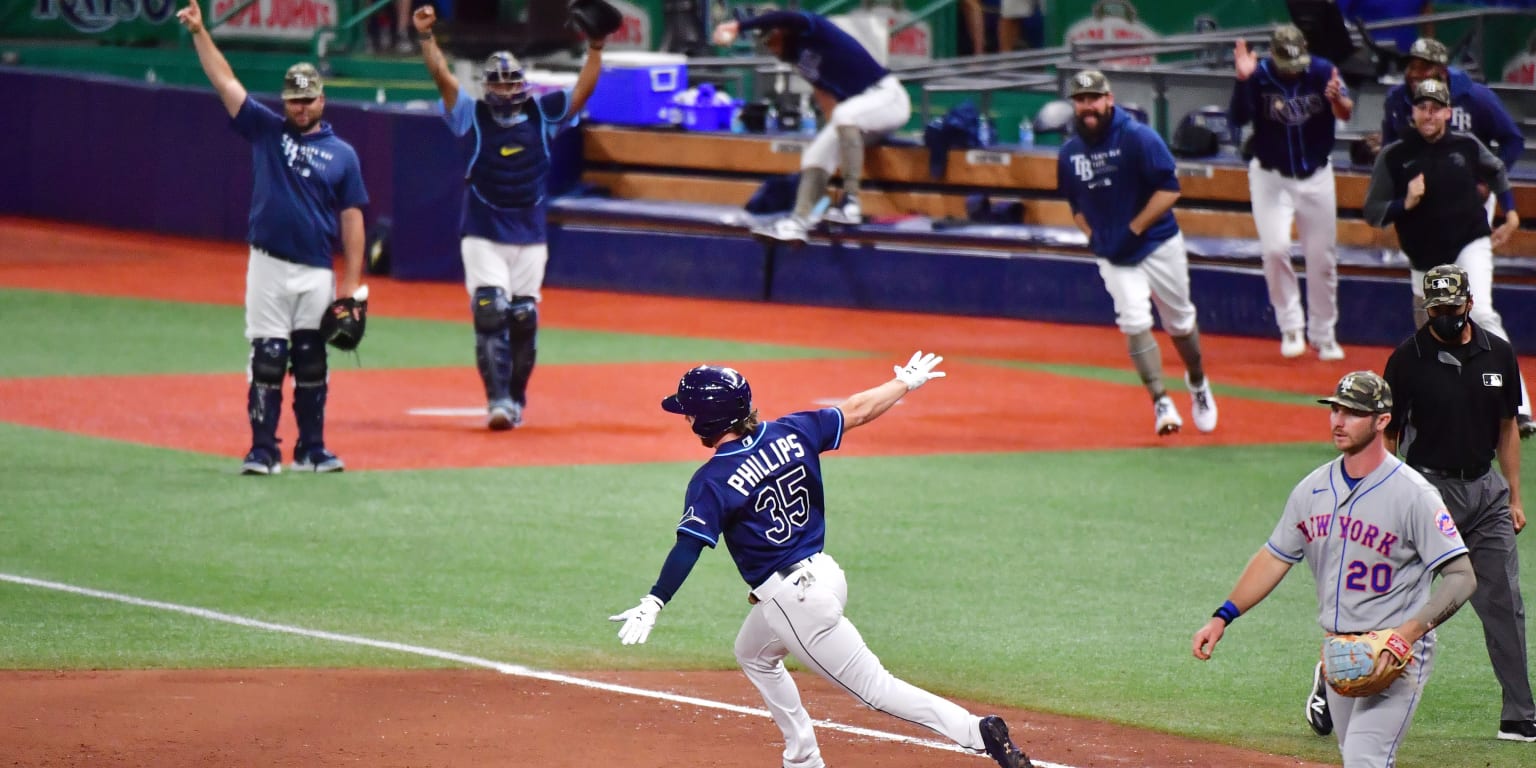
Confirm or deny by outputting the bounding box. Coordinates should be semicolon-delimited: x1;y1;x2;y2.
0;572;1072;768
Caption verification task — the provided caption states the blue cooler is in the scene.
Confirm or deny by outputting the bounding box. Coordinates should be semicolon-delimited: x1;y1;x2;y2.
585;52;687;126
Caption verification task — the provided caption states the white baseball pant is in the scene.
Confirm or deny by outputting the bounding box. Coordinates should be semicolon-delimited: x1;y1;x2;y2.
1096;233;1199;336
1249;160;1339;346
461;236;547;301
800;75;911;173
1409;236;1532;416
244;247;334;340
734;553;988;768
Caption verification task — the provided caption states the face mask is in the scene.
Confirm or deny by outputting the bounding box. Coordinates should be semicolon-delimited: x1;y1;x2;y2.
1429;311;1468;340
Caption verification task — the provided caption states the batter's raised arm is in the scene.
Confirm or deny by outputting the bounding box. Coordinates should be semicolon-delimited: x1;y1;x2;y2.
178;1;246;118
837;351;945;430
413;6;459;109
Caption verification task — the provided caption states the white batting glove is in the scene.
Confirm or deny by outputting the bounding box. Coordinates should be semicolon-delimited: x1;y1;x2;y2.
893;351;946;390
608;594;664;645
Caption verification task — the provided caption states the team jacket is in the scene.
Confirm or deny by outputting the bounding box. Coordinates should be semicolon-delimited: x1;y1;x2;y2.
443;88;575;244
1057;106;1181;266
1381;67;1524;171
1364;129;1513;270
232;97;369;269
738;11;888;100
1228;56;1339;177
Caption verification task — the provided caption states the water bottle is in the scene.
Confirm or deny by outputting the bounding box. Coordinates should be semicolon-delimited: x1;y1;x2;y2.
799;93;817;136
145;67;158;84
766;105;780;133
1018;119;1034;148
977;115;994;147
729;105;745;134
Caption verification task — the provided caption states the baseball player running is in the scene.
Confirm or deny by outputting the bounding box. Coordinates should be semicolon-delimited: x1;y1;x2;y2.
1057;70;1217;437
609;354;1032;768
1193;370;1474;768
413;6;605;430
1378;37;1534;437
179;2;367;475
713;11;912;245
1230;25;1351;361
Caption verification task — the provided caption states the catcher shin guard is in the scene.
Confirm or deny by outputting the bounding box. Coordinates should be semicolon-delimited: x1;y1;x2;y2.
508;296;538;406
248;338;289;453
290;330;329;455
472;287;513;403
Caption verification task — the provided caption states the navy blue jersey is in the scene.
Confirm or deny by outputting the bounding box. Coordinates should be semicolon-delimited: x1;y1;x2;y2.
1056;106;1181;265
443;88;576;244
1381;67;1525;171
675;409;844;587
232;97;368;269
1229;57;1339;177
739;11;889;100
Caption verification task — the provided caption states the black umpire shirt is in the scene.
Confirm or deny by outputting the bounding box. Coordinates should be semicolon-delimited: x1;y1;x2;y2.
1363;130;1511;272
1383;321;1522;474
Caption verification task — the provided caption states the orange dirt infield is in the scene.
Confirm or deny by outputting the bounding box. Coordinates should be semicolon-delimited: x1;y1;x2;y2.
0;217;1360;767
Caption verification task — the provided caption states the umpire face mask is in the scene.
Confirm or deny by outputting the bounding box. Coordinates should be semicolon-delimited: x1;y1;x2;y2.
1428;306;1470;342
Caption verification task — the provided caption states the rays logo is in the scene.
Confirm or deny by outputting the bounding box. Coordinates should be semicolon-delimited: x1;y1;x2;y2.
292;73;312;90
33;0;178;34
1071;154;1094;181
1450;107;1472;131
1076;73;1095;88
678;506;707;528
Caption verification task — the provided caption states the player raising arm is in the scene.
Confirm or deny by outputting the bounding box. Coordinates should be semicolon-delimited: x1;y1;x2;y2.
610;353;1033;768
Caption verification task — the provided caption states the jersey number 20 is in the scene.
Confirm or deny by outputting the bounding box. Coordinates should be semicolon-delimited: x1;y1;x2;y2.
758;465;811;544
1345;560;1393;593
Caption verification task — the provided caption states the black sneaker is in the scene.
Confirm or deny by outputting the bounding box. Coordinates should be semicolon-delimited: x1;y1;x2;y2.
1498;719;1536;742
1306;661;1333;736
979;715;1032;768
240;447;281;476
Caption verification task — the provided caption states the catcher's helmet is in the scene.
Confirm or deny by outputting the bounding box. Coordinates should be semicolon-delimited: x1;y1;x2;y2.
482;51;529;118
662;365;753;438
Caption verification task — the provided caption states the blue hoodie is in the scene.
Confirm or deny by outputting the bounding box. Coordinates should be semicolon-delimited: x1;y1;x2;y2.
1381;67;1524;170
1057;106;1181;265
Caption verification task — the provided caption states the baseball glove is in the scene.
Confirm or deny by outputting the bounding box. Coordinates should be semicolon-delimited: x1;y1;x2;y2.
568;0;623;39
1322;630;1413;697
320;296;367;351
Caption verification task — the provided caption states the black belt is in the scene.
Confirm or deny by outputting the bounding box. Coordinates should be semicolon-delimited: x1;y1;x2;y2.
774;558;814;579
1259;160;1325;180
1414;464;1491;481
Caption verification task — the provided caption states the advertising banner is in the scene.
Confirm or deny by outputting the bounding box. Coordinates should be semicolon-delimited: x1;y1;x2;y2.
207;0;339;41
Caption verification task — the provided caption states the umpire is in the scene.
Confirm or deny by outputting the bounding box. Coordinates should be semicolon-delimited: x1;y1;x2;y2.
1383;264;1534;742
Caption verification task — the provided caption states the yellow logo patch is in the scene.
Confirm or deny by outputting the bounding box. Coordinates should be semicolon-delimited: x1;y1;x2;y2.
500;146;522;157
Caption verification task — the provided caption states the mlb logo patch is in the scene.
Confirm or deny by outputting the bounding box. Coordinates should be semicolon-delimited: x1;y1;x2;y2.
1436;508;1459;537
1483;373;1504;387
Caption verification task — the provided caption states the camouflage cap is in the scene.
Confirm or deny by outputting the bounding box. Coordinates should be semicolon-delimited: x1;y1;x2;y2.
1319;371;1393;414
1271;24;1311;74
1407;37;1450;66
282;62;324;100
1422;263;1472;308
1412;78;1451;107
1069;70;1111;97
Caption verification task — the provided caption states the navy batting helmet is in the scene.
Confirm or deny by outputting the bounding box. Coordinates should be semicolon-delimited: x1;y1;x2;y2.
662;365;753;438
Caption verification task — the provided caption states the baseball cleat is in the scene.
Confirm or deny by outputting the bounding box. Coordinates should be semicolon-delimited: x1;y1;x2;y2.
1316;340;1346;362
1153;395;1182;437
293;447;345;473
1186;373;1218;433
1498;719;1536;741
822;199;862;226
1518;414;1535;441
1305;661;1333;736
240;448;282;476
751;216;809;246
979;715;1033;768
1280;330;1305;359
488;401;517;431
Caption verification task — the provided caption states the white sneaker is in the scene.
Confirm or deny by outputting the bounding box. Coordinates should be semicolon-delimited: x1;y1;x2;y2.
750;216;809;245
1153;395;1183;437
1317;341;1345;361
822;199;862;225
1280;330;1305;359
1186;373;1218;433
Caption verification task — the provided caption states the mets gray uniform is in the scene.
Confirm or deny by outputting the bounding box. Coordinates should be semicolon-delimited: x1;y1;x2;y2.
1268;456;1468;768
